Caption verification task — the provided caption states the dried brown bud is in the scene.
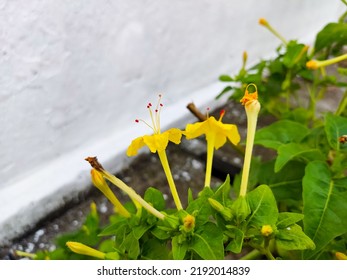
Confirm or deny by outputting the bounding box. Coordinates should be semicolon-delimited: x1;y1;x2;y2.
85;156;104;171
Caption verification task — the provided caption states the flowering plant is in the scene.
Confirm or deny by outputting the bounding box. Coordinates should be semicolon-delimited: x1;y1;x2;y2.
29;3;347;260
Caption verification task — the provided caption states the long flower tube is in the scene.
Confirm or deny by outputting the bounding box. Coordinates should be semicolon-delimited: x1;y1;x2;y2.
306;53;347;70
239;84;261;197
127;95;183;210
85;157;165;220
259;18;288;45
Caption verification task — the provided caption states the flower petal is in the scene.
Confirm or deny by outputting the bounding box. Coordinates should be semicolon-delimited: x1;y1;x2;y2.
143;133;169;153
166;128;183;144
126;136;145;156
226;124;241;145
185;119;210;139
213;132;227;149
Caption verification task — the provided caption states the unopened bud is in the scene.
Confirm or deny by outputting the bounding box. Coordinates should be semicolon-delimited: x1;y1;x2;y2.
306;60;319;70
258;18;268;26
208;198;232;220
183;214;195;232
66;241;106;259
261;225;274;237
336;252;347;260
230;196;251;223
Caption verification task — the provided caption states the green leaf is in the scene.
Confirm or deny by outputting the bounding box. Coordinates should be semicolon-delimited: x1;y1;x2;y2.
275;143;325;172
247;185;278;228
186;187;214;226
98;219;128;237
172;235;188;260
314;22;347;53
132;224;152;240
257;160;305;202
122;232;140;259
219;75;233;82
213;174;231;205
142;239;171;260
216;86;233;99
225;227;244;254
255;120;309;150
303;161;347;259
151;227;171;240
324;113;347;151
190;223;224;260
144;187;166;211
283;41;307;68
276;224;315;251
276;212;304;229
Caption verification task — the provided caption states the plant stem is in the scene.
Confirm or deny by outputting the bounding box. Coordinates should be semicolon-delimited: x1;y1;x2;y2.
336;89;347;116
157;150;183;210
240;249;262;260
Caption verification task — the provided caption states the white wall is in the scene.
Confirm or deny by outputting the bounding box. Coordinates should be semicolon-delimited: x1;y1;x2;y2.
0;0;343;244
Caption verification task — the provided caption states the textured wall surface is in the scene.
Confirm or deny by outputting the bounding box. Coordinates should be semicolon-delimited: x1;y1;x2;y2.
0;0;343;244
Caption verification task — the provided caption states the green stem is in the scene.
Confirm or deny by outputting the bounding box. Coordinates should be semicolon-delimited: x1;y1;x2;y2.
263;238;276;260
157;150;183;210
240;249;262;260
336;89;347;116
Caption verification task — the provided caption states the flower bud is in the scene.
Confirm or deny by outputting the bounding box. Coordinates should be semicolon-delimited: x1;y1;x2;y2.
261;225;274;237
230;196;251;223
66;241;106;259
208;198;232;220
306;60;318;70
183;214;195;232
336;252;347;260
90;169;131;218
258;18;268;26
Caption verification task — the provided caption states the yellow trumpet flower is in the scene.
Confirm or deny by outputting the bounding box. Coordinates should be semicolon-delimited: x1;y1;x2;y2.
127;95;183;210
185;109;240;187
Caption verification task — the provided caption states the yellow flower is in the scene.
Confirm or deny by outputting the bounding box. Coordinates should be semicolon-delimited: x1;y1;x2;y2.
126;95;183;210
66;241;106;259
127;128;182;156
185;109;240;187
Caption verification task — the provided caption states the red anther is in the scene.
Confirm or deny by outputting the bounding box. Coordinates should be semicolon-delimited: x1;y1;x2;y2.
135;119;139;123
160;103;163;107
155;109;158;112
207;107;210;111
220;109;226;116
